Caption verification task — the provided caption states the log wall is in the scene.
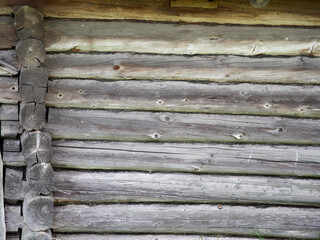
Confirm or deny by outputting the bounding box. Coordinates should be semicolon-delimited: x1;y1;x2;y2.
1;2;320;240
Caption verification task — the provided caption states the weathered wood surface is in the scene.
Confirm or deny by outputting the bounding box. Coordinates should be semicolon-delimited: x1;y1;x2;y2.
43;20;320;56
47;108;320;144
249;0;269;8
20;102;46;130
14;6;43;40
47;80;320;118
52;235;263;240
0;121;21;138
0;77;19;104
0;154;5;240
23;193;54;231
0;17;17;50
44;53;320;84
16;39;45;67
21;131;52;165
27;163;54;195
0;104;18;120
53;204;320;238
0;50;21;76
4;141;320;177
6;168;320;205
22;227;52;240
1;0;320;26
2;139;20;152
5;205;23;232
6;235;19;240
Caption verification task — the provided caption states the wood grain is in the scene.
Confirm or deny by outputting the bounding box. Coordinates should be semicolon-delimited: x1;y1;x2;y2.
4;168;24;203
16;39;45;67
0;121;21;138
0;77;19;104
44;53;320;84
47;108;320;144
0;17;17;50
0;154;5;240
53;204;320;238
4;140;320;177
1;0;320;26
2;139;20;152
47;79;320;118
6;168;320;206
0;104;18;120
5;205;23;233
0;50;21;76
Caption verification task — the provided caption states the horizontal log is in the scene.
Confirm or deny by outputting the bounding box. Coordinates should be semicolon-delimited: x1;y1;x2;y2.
44;53;320;84
4;168;24;203
6;168;320;205
6;235;19;240
0;17;17;50
0;121;21;138
4;141;320;177
5;205;23;232
0;77;19;104
52;204;320;239
0;50;21;76
43;20;320;56
52;234;265;240
47;80;320;118
1;0;320;26
47;108;320;144
0;104;18;120
2;139;20;152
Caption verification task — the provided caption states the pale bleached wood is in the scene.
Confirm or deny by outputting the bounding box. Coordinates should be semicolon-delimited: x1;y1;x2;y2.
47;80;320;118
44;53;320;84
0;104;18;120
249;0;270;8
16;39;45;67
23;193;54;231
0;121;21;138
21;131;52;165
27;163;54;195
4;168;24;203
0;77;19;104
54;234;262;240
14;6;43;40
5;205;23;233
1;0;320;27
43;19;320;56
2;139;20;152
53;204;320;239
47;108;320;144
20;102;46;130
0;154;5;240
0;50;21;76
6;168;320;205
4;141;320;177
21;226;52;240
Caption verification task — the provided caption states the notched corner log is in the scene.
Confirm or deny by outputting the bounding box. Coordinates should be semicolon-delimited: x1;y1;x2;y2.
4;168;24;203
23;193;54;232
14;6;43;40
20;102;46;131
27;163;54;195
249;0;270;8
21;131;52;165
16;39;45;67
21;226;52;240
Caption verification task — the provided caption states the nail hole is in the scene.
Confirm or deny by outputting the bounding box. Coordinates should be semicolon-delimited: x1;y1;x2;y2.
194;167;200;172
300;108;305;112
157;100;163;105
113;65;120;71
278;128;283;133
165;116;170;121
79;89;84;94
151;132;160;139
264;103;271;108
11;86;16;91
58;93;63;98
183;98;189;102
240;91;245;96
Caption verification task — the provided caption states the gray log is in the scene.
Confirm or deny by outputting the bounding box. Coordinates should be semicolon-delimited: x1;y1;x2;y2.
21;131;52;165
0;50;21;76
43;19;320;56
3;139;20;152
0;104;18;120
14;6;43;40
249;0;270;8
44;53;320;84
0;77;19;104
47;108;320;144
23;193;54;231
0;121;21;138
0;154;5;240
21;226;52;240
20;102;46;131
53;204;320;239
4;141;320;177
16;39;45;67
27;163;54;195
20;85;47;103
4;168;24;203
5;205;23;233
53;234;258;240
6;235;20;240
46;79;320;118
